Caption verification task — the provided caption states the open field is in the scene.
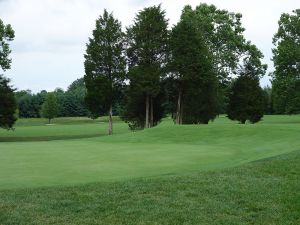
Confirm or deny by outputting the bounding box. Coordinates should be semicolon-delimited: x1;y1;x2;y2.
0;115;299;224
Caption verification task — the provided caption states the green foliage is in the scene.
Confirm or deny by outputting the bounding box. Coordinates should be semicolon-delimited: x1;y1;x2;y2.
228;76;264;124
169;6;218;124
193;4;247;82
0;75;17;129
0;19;15;71
123;5;169;129
272;9;300;114
41;93;58;123
16;90;46;118
263;86;273;115
84;9;126;118
0;19;16;129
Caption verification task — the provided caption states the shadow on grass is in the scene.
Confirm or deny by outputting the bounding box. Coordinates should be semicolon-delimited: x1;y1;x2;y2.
0;134;102;142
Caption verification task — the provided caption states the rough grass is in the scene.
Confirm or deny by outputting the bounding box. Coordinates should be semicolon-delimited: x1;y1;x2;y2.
0;150;299;225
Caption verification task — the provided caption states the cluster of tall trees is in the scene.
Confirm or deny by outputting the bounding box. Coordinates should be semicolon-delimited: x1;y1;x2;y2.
84;4;268;134
0;5;299;131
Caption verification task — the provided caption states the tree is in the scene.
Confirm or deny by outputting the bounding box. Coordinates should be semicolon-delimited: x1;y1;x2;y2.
272;9;300;114
262;86;273;115
169;6;218;124
123;5;169;129
0;76;17;129
0;18;16;129
84;9;126;135
227;45;267;124
41;93;58;124
227;76;264;124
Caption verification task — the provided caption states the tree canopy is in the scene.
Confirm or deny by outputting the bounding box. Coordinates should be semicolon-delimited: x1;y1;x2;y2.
84;9;126;135
122;5;169;129
0;18;16;130
272;9;300;114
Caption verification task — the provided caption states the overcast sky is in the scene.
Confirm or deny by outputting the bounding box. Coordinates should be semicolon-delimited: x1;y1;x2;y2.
0;0;299;92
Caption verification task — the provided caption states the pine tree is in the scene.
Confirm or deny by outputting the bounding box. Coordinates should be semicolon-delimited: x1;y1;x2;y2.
123;5;169;129
227;44;267;124
169;6;218;124
84;9;126;135
0;76;17;129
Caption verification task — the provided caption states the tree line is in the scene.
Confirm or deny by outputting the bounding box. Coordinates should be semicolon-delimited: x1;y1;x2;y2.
0;4;299;132
84;3;269;134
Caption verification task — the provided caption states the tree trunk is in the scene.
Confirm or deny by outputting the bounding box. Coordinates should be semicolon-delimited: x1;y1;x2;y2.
108;104;113;135
179;101;183;124
145;94;149;128
176;88;182;124
49;118;51;124
150;96;154;128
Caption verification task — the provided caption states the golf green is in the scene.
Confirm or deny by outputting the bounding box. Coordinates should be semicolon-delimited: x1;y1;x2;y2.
0;115;299;189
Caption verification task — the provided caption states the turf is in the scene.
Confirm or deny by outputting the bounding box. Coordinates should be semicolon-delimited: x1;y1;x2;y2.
0;150;299;224
0;115;299;189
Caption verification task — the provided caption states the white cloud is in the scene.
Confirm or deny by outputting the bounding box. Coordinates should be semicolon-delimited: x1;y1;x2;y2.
0;0;299;91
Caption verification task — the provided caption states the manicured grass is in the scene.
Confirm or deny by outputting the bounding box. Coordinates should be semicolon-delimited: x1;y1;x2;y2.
0;150;299;224
0;116;127;141
0;115;299;189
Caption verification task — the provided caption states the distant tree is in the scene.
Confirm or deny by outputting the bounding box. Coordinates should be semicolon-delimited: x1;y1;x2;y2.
84;9;126;135
41;93;58;124
65;78;89;117
0;76;17;129
169;6;218;124
227;45;267;124
272;9;300;114
0;19;16;129
16;90;46;118
262;86;273;115
123;5;169;129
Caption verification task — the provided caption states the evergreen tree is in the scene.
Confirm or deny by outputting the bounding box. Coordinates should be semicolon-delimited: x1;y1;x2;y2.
169;6;218;124
227;76;264;124
0;76;17;129
123;5;169;129
227;45;267;124
0;19;16;129
41;93;58;124
84;9;126;135
272;9;300;114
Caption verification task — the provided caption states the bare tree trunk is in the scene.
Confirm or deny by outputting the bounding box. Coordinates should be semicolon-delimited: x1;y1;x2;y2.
49;118;51;124
180;99;183;125
108;104;113;135
176;88;182;124
145;94;149;128
150;96;154;128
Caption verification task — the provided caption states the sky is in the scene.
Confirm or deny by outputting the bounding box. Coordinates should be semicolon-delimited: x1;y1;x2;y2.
0;0;299;92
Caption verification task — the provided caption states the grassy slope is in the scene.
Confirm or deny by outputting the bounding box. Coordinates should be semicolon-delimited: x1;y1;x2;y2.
0;115;300;189
0;150;299;225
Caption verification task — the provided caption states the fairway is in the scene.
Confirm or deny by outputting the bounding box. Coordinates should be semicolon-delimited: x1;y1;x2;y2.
0;115;299;190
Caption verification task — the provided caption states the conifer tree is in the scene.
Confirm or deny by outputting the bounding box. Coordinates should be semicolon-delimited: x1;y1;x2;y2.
123;5;169;129
84;10;126;135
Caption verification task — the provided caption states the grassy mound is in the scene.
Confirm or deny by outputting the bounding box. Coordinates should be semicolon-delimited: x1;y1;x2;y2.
0;150;299;224
0;115;299;189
